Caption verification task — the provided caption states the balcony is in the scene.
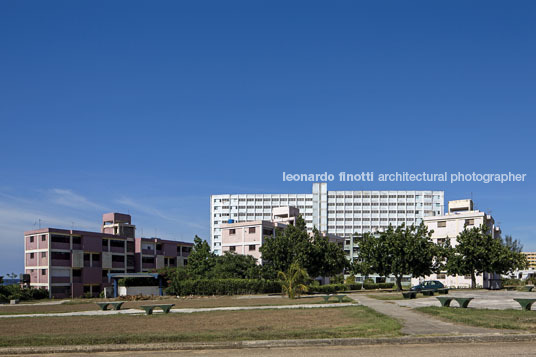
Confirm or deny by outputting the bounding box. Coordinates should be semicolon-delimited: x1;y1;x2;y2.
142;249;154;255
112;261;125;269
51;259;71;267
51;242;70;250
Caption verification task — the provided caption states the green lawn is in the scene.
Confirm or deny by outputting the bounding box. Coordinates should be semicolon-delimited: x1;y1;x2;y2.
416;306;536;330
0;306;401;347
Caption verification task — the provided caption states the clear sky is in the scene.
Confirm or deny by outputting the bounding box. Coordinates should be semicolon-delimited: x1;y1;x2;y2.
1;1;535;274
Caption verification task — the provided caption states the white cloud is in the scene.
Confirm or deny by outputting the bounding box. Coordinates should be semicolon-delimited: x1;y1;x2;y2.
48;188;107;211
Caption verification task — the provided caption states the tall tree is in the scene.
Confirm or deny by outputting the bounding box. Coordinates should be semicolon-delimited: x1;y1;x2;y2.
354;223;441;290
186;235;216;278
212;252;262;279
260;216;347;279
446;226;528;288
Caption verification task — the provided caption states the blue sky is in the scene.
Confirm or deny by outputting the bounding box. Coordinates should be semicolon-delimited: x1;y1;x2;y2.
1;1;535;274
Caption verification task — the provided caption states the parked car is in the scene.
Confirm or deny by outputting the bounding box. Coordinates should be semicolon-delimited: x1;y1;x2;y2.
410;280;444;292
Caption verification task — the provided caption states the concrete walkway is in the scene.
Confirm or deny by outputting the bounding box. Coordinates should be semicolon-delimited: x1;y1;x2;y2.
0;302;357;319
350;294;505;335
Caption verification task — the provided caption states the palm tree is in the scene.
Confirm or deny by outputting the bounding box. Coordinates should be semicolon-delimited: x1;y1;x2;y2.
278;262;309;299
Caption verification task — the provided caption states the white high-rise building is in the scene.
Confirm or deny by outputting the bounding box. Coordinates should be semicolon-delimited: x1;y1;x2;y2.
210;183;444;261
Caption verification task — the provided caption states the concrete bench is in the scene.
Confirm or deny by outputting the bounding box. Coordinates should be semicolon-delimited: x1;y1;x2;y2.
96;302;124;311
513;298;536;311
436;288;449;295
402;291;417;299
504;286;517;291
421;290;435;296
320;295;346;303
453;297;473;308
140;304;175;315
436;296;453;307
521;286;534;292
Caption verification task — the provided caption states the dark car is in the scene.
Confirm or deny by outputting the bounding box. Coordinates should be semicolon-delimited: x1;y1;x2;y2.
410;280;444;292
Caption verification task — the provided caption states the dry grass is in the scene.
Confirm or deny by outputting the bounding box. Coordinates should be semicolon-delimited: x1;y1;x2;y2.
0;295;335;315
0;306;401;347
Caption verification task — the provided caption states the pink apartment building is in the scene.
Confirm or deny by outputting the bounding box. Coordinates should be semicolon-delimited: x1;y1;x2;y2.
24;213;193;298
221;207;344;263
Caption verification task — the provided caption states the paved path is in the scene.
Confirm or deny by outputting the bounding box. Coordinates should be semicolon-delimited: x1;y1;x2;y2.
394;290;536;310
0;302;357;319
351;294;504;335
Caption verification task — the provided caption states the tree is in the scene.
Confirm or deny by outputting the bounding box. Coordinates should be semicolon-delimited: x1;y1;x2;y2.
260;216;347;279
212;252;262;279
503;235;523;253
186;236;216;278
278;262;309;299
446;226;528;288
355;223;441;291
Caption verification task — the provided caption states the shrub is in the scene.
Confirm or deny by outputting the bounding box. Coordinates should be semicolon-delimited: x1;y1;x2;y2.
0;285;48;302
168;279;281;296
363;282;394;290
310;283;362;294
118;277;159;287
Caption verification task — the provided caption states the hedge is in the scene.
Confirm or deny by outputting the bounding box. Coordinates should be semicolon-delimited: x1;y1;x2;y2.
118;277;159;287
168;279;281;296
310;283;363;294
363;282;394;289
0;285;48;303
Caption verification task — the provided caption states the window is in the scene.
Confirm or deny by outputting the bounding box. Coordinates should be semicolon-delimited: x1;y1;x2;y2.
110;240;124;248
41;235;46;241
142;257;155;264
229;246;236;252
437;221;446;228
249;245;256;251
41;269;46;276
229;229;236;235
465;219;474;226
29;236;34;243
73;269;81;277
41;252;46;258
72;236;81;245
30;253;34;259
248;227;256;234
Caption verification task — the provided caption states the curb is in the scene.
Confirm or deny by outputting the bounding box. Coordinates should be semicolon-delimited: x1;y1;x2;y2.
2;333;536;355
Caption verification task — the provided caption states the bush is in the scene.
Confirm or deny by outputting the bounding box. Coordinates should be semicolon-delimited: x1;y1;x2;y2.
363;282;394;290
168;279;281;296
118;277;159;287
310;283;362;294
0;284;48;303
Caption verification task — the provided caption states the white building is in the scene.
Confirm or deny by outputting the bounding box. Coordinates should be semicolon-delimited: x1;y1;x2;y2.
211;183;444;262
413;199;502;289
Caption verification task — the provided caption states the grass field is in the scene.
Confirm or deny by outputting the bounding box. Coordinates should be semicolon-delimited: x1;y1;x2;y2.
417;306;536;330
0;306;401;347
0;295;342;315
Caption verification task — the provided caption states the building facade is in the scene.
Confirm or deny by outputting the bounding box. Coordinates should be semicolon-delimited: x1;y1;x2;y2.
522;252;536;270
211;183;444;262
220;207;344;264
24;213;193;298
413;199;502;288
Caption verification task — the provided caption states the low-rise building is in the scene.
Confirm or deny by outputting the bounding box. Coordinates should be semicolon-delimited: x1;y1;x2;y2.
412;199;502;289
220;207;344;264
24;213;193;298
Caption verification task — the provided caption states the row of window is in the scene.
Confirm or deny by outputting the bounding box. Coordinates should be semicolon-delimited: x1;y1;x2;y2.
214;198;313;203
228;245;257;252
437;219;474;228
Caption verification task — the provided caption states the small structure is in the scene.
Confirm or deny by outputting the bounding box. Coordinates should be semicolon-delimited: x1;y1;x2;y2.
107;272;162;298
